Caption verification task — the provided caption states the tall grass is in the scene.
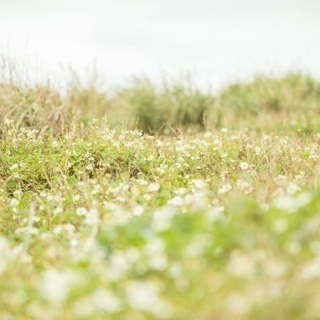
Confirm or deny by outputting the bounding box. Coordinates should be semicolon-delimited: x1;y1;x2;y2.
2;58;320;134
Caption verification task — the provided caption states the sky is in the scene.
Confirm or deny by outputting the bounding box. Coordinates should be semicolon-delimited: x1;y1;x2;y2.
1;0;320;90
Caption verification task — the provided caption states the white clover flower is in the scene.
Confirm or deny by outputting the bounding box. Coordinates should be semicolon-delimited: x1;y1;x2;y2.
133;205;144;216
156;140;163;147
207;206;225;223
144;238;165;256
265;260;286;278
109;252;130;280
168;263;183;279
174;188;186;195
227;251;254;278
288;241;301;255
217;183;232;195
85;164;93;171
225;293;248;315
152;207;177;232
10;163;19;170
148;254;168;271
274;219;288;233
184;235;210;257
148;182;160;192
53;226;63;235
254;146;262;155
53;206;63;215
40;269;72;302
126;281;173;318
91;289;122;313
184;192;207;210
193;179;207;189
4;118;13;125
73;194;81;201
168;196;184;207
9;198;19;207
286;182;301;195
85;208;99;226
239;162;249;171
273;192;312;212
64;223;75;234
300;257;320;280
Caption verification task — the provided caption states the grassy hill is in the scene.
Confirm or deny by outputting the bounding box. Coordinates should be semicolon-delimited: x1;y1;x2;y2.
1;72;320;319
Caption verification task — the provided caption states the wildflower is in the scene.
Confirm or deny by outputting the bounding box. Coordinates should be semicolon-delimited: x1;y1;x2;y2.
225;294;248;315
53;207;63;215
207;206;225;222
236;179;250;191
148;182;160;192
217;183;232;195
286;182;301;195
126;281;173;318
227;251;254;278
148;255;168;271
273;192;312;212
133;205;144;216
254;147;262;155
9;198;19;207
91;289;122;313
274;219;288;233
193;179;206;189
85;208;99;226
168;196;183;207
239;162;249;171
76;207;87;216
152;207;177;231
40;269;72;302
10;163;19;170
300;257;320;279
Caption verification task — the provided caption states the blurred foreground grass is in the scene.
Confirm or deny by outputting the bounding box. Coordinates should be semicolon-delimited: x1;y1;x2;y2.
1;71;320;319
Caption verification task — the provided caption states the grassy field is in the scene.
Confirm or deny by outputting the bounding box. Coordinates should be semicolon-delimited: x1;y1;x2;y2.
1;71;320;319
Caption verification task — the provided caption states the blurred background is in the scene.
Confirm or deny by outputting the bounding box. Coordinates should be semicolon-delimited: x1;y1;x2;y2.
0;0;320;90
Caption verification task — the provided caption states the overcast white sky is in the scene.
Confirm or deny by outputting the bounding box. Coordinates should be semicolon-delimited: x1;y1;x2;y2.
1;0;320;90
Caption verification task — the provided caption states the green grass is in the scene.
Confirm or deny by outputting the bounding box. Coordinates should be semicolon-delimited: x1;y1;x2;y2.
1;71;320;319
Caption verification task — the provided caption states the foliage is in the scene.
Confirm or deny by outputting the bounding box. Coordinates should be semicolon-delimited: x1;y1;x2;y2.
1;72;320;318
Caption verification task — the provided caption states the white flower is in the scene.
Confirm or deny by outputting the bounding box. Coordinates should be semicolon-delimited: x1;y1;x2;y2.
274;219;288;233
254;147;262;155
133;205;144;216
40;269;72;302
236;179;250;191
152;207;177;231
148;255;168;271
91;289;122;313
239;162;249;171
225;294;248;314
227;251;254;278
273;192;312;212
9;198;19;207
193;179;207;189
217;183;232;195
148;182;160;192
207;206;225;222
85;208;99;225
126;281;173;318
286;182;301;195
300;257;320;279
168;196;183;207
10;163;19;170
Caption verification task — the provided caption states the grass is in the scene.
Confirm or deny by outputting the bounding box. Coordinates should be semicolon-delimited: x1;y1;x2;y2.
1;69;320;319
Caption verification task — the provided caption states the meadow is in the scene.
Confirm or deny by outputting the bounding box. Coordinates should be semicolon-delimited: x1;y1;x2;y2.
1;71;320;319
